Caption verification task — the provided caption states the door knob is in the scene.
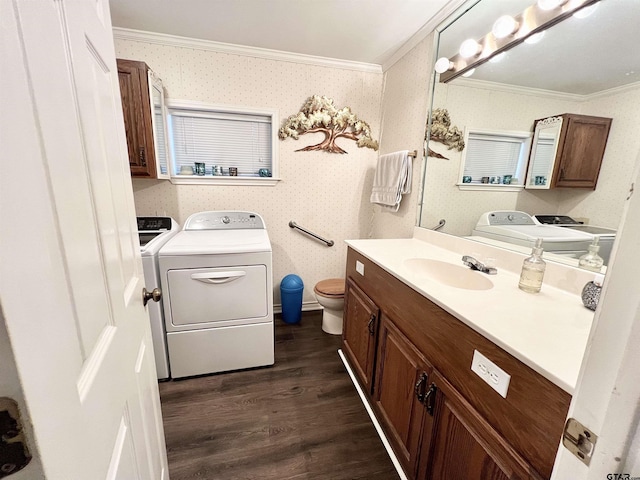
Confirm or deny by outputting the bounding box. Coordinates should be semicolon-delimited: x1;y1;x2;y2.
142;287;162;306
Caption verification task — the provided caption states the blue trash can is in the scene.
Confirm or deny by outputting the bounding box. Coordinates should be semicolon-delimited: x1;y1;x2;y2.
280;274;304;324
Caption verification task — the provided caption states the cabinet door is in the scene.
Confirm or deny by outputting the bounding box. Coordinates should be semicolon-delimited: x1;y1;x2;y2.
116;59;157;178
553;114;612;189
342;278;379;393
373;315;432;478
419;371;537;480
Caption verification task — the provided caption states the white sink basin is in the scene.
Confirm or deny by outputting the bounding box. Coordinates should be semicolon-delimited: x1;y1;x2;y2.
404;258;494;291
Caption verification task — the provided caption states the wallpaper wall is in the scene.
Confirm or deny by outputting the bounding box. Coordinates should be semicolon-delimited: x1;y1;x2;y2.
116;38;384;306
420;81;640;236
371;33;436;239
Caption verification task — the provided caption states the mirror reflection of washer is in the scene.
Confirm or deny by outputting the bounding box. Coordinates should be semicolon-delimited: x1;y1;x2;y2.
159;211;273;379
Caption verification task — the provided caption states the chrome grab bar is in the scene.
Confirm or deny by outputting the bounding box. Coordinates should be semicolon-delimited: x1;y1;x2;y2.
289;221;334;247
431;219;446;231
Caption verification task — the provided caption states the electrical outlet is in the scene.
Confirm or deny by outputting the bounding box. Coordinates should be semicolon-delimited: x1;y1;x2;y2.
471;350;511;398
356;260;365;276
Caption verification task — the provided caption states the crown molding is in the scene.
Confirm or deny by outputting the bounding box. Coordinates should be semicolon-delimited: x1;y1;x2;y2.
449;77;640;102
112;27;383;74
381;0;469;72
584;81;640;101
450;78;586;101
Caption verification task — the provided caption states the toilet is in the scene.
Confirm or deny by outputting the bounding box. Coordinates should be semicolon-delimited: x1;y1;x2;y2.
314;278;345;335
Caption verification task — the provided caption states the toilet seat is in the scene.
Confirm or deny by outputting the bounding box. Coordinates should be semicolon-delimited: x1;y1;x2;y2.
314;278;344;297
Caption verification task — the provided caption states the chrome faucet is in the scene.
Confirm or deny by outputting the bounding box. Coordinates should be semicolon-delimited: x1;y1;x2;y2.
462;256;497;275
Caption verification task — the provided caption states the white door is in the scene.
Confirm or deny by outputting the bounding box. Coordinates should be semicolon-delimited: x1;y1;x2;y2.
0;1;168;479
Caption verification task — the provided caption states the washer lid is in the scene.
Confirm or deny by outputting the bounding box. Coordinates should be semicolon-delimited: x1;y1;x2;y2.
159;229;271;255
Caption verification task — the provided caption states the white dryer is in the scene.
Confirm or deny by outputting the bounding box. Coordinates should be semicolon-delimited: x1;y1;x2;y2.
158;211;274;378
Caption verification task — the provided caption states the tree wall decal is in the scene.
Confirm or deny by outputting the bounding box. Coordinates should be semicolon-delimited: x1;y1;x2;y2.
425;108;465;160
279;95;379;154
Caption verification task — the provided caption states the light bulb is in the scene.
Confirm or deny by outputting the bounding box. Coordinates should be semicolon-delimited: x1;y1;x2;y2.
492;15;519;39
524;31;546;44
434;57;453;74
537;0;566;10
462;68;475;78
489;52;506;63
459;39;481;58
573;2;599;18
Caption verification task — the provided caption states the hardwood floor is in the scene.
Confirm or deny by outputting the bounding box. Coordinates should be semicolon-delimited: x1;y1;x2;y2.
159;311;400;480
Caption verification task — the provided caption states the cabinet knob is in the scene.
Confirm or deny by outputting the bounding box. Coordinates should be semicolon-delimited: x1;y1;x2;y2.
139;146;146;166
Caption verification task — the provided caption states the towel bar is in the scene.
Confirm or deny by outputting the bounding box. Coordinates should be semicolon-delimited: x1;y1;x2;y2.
289;221;334;247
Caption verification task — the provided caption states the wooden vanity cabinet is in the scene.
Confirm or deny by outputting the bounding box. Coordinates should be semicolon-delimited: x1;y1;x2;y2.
418;371;539;480
342;279;379;393
117;59;169;179
373;315;433;477
342;248;571;480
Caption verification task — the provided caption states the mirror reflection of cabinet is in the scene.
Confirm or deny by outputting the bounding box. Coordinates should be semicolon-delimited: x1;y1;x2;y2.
525;113;612;190
117;59;170;179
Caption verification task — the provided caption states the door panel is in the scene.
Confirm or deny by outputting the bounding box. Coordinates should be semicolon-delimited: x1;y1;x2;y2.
423;372;535;480
1;0;168;477
342;278;379;392
374;315;431;476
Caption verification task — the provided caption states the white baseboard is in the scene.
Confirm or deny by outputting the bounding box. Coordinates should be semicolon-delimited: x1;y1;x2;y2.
273;301;322;314
338;349;408;480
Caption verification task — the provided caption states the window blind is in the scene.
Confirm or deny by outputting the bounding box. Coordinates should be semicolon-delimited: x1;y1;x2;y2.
168;109;272;177
463;133;526;181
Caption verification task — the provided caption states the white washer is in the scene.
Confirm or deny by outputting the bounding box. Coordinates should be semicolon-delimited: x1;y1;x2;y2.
138;216;180;380
158;211;274;378
472;211;594;258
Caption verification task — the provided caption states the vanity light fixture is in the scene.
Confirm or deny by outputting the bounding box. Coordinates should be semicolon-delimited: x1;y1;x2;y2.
434;0;600;83
492;15;519;39
462;68;476;77
459;39;482;58
434;57;455;74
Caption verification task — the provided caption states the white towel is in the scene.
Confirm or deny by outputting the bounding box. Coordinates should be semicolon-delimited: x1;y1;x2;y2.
370;150;412;212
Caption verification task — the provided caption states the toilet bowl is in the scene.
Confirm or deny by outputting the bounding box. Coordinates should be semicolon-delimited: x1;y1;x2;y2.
314;278;345;335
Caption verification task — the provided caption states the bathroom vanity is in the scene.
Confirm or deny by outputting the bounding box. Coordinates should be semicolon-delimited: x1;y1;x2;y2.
342;233;594;480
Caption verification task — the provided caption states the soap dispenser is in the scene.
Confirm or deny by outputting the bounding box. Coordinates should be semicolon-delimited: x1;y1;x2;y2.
518;238;546;293
578;238;604;272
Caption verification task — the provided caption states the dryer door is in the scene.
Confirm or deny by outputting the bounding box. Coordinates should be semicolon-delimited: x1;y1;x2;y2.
166;265;269;330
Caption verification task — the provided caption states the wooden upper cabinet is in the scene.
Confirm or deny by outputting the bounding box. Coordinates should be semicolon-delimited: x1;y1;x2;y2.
553;114;612;188
342;278;379;394
525;113;612;190
117;59;169;179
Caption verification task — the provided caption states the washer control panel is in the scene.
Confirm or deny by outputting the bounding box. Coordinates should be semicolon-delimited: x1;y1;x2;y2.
183;211;266;230
476;211;536;227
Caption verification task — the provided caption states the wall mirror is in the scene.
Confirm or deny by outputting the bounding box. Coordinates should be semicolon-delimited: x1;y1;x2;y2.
149;72;169;177
419;0;640;269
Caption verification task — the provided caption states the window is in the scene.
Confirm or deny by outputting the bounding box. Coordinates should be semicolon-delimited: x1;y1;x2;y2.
166;101;279;185
457;129;531;190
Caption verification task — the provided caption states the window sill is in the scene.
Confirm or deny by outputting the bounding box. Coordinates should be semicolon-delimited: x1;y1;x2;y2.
170;175;281;186
456;183;524;192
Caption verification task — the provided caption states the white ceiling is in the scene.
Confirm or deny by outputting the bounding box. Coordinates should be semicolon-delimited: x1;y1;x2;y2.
108;0;455;67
